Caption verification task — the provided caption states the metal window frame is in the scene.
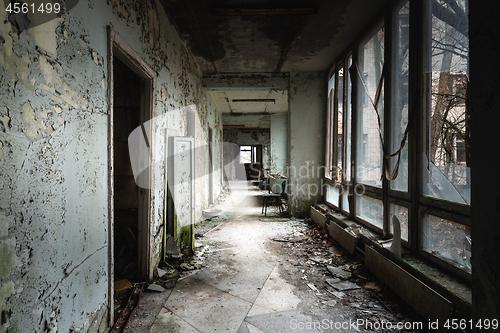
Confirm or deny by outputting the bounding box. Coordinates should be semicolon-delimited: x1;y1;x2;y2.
324;0;471;278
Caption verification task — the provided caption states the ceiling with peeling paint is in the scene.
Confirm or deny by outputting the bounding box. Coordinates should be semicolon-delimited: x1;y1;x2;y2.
159;0;391;123
159;0;391;74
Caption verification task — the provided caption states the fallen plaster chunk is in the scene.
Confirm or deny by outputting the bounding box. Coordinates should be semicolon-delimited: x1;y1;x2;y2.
308;257;331;265
327;265;351;280
166;236;181;255
147;284;165;292
157;268;167;278
323;300;337;307
326;278;360;291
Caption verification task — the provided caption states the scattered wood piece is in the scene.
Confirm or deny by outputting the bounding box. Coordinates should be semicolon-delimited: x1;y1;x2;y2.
326;289;347;300
110;283;144;333
272;235;308;243
307;283;318;292
317;294;332;301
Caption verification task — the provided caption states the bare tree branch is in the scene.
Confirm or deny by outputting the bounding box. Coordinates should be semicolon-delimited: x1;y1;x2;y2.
431;0;468;37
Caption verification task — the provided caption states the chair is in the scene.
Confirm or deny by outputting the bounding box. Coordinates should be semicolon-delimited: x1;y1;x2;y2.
262;180;287;217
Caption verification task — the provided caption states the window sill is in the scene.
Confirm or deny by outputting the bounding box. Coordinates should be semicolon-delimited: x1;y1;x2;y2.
324;209;472;321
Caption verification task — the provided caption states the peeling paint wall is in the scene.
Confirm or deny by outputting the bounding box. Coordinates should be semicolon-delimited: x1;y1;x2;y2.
288;73;326;217
199;91;223;212
0;0;221;331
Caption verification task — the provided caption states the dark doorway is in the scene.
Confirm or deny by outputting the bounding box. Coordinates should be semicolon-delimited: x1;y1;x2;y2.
113;56;141;285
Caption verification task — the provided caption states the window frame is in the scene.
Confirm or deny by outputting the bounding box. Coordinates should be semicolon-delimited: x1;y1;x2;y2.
324;0;471;279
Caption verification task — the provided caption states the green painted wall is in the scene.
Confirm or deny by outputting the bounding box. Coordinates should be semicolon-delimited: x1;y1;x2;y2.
288;73;327;217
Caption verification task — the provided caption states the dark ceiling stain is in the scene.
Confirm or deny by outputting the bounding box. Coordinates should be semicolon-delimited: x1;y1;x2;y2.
160;0;388;74
287;0;351;60
160;0;227;70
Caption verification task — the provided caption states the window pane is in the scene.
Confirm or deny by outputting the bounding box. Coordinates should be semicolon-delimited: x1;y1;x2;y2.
337;67;344;182
357;23;385;187
240;146;252;164
422;214;471;273
326;75;336;179
390;1;410;192
342;189;350;214
345;57;353;182
424;0;470;204
325;183;339;208
389;203;408;241
355;195;383;229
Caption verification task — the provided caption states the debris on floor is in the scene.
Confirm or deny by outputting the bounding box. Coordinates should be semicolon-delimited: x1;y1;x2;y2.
111;283;144;333
327;265;352;279
268;218;425;330
326;278;361;291
147;284;165;292
125;187;425;333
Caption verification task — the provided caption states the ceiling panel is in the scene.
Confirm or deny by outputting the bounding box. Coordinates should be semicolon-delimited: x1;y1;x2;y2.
209;89;288;114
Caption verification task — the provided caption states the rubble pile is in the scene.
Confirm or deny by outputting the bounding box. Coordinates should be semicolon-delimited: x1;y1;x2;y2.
273;218;424;331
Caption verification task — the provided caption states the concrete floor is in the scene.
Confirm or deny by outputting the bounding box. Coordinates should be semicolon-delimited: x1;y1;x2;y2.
125;181;419;333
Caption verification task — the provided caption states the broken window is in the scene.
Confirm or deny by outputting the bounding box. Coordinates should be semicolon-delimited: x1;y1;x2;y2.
336;66;344;182
325;74;336;180
344;56;353;184
420;0;470;275
355;195;384;230
422;213;471;273
389;0;410;192
324;0;471;277
423;0;469;205
389;203;409;241
356;22;385;188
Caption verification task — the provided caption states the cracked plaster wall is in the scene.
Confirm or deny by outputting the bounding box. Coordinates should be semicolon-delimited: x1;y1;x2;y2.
270;114;288;176
0;0;221;331
288;73;326;217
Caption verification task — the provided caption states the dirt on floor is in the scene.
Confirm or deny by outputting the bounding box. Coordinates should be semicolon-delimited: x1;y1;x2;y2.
124;214;426;332
264;218;426;332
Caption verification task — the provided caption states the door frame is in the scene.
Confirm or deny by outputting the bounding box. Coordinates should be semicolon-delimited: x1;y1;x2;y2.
208;125;214;204
107;26;156;325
